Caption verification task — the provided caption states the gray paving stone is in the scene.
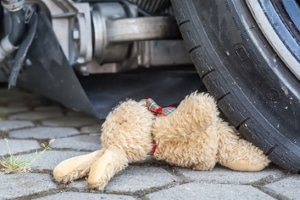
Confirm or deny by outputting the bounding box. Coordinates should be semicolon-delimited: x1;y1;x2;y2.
0;91;29;105
0;88;30;98
69;165;175;191
264;176;300;199
0;120;34;131
0;98;8;105
19;150;90;171
35;105;62;112
0;85;297;200
6;100;34;107
0;106;29;114
69;179;88;190
0;139;40;156
35;192;136;200
9;127;79;139
51;134;101;151
8;111;63;121
0;173;56;199
105;166;178;192
176;165;284;185
0;88;9;95
5;101;29;107
80;124;103;134
146;182;275;200
7;97;47;108
65;110;92;117
42;117;100;128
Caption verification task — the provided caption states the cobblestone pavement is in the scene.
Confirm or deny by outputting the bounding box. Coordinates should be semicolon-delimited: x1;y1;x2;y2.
0;88;299;200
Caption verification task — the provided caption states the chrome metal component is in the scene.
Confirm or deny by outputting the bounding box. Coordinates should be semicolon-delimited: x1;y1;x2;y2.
107;17;180;43
40;0;73;60
91;2;134;64
138;40;191;67
1;0;25;12
77;39;192;75
0;35;18;63
91;2;180;66
77;60;135;74
17;0;191;76
41;0;92;65
76;42;140;74
72;3;93;64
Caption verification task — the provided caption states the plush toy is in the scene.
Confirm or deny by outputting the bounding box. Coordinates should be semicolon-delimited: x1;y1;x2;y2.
53;92;270;190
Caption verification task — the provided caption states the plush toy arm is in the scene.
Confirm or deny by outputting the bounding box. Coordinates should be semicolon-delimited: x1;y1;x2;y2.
217;122;270;171
153;92;219;142
88;146;128;190
53;149;105;183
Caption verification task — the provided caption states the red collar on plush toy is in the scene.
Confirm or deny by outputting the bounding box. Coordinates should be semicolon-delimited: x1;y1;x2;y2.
146;98;176;116
146;98;176;154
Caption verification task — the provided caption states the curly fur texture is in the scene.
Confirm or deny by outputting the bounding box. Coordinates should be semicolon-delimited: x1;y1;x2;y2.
101;100;154;162
53;92;270;191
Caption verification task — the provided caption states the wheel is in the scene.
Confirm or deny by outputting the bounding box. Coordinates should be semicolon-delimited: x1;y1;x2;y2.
171;0;300;173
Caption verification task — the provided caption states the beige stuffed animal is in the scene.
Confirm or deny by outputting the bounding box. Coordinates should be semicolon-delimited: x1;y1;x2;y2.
53;92;270;190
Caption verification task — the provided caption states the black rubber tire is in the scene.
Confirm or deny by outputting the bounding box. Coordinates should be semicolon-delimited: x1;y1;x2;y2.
171;0;300;173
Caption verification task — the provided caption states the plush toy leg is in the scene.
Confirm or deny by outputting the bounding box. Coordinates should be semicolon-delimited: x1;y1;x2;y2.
153;92;220;142
217;121;270;171
53;149;105;183
88;146;128;190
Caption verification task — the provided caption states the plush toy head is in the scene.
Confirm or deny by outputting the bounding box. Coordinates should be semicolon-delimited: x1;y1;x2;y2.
53;92;270;190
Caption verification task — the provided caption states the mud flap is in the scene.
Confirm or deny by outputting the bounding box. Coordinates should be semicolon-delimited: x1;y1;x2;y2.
17;12;205;119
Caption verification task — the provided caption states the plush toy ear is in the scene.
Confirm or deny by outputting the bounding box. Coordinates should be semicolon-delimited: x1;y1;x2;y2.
87;146;128;190
217;122;270;171
53;149;105;183
153;92;219;142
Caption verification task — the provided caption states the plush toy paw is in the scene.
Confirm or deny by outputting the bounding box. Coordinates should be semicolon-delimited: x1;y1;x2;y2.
87;147;128;190
53;98;154;190
53;150;105;183
216;121;270;171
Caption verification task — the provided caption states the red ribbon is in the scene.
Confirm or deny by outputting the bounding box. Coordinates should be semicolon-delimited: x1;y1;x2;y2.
146;98;176;154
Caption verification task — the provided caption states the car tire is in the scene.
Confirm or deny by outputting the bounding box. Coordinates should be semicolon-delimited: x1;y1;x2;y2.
171;0;300;173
